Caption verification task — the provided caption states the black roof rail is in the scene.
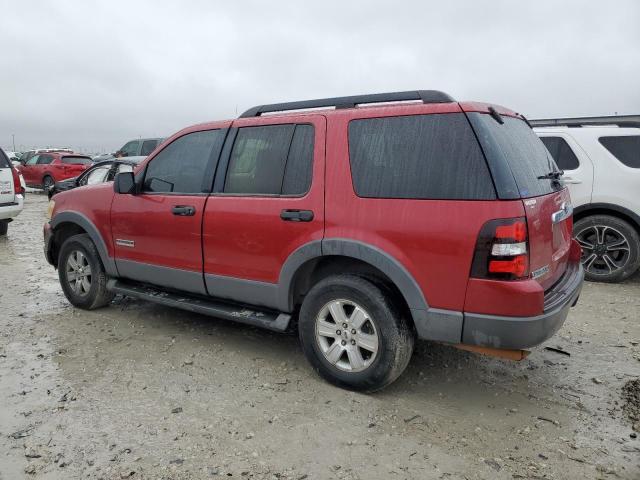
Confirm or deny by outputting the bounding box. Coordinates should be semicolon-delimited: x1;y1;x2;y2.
239;90;455;118
530;115;640;129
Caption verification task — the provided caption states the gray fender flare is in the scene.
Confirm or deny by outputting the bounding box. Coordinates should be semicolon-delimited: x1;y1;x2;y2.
50;211;118;276
278;239;462;344
278;238;428;311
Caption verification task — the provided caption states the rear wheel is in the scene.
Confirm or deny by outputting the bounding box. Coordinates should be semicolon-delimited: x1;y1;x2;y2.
58;234;114;309
298;275;414;392
0;220;8;236
42;175;54;191
574;215;640;283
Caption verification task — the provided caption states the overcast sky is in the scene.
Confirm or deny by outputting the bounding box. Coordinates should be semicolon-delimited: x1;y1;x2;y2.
2;0;639;153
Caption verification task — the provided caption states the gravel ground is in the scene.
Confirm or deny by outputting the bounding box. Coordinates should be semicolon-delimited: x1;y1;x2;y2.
1;193;639;480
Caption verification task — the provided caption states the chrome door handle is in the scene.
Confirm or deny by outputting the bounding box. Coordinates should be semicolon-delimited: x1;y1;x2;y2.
172;205;196;216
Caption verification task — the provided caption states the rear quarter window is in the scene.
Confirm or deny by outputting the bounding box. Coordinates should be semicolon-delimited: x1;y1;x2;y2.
539;136;580;170
599;136;640;168
347;113;496;200
468;113;562;198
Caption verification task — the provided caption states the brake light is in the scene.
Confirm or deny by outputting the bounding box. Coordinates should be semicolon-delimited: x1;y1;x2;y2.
10;166;24;195
471;217;529;280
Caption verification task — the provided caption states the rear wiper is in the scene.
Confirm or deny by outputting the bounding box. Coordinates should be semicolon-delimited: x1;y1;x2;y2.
537;170;564;180
488;106;504;124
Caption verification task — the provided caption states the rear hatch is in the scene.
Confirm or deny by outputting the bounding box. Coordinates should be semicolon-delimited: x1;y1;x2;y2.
467;111;572;290
0;150;15;204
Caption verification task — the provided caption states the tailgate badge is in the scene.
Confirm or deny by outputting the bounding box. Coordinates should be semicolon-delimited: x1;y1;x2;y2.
531;265;550;279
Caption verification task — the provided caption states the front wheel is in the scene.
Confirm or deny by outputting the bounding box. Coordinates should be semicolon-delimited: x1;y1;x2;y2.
58;234;114;309
298;275;414;392
574;215;640;283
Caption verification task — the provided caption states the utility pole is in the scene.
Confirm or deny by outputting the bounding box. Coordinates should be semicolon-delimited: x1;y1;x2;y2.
12;134;15;152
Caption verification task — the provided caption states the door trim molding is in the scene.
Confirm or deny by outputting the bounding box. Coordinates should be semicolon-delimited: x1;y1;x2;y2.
116;259;207;296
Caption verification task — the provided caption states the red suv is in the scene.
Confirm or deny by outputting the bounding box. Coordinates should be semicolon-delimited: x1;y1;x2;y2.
44;91;584;391
19;152;92;189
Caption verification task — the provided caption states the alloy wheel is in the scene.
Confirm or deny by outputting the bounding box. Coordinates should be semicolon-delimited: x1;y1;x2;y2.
315;299;379;373
65;250;92;296
575;225;630;276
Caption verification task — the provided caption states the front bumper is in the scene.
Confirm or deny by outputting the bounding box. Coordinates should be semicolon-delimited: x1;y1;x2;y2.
462;261;584;349
44;222;55;266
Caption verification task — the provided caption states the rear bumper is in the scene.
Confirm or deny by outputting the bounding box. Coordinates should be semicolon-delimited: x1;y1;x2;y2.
461;261;584;349
0;195;24;220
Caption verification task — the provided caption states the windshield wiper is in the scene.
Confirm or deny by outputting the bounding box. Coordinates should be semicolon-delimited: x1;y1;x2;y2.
537;170;564;180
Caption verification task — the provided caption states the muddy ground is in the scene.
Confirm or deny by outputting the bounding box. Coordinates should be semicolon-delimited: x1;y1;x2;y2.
1;193;639;480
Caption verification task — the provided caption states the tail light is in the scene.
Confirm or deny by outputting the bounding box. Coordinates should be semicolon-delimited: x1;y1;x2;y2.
471;217;529;280
10;166;24;195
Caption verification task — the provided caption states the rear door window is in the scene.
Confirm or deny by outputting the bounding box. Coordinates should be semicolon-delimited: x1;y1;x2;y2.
348;113;496;200
540;136;580;170
468;113;562;198
224;124;314;196
37;154;54;165
599;136;640;168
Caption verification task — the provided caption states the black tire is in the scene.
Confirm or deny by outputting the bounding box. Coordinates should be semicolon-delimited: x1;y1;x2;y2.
42;175;54;191
574;215;640;283
0;220;8;236
58;234;114;309
298;275;414;392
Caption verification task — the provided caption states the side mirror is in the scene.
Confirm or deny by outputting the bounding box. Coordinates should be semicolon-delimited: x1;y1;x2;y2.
114;171;136;194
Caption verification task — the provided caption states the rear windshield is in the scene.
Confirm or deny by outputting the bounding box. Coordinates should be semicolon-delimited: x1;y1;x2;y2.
599;136;640;168
62;156;92;165
468;113;562;198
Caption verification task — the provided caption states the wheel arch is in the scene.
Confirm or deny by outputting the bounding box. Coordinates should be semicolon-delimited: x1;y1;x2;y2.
573;203;640;233
279;238;428;315
50;211;117;276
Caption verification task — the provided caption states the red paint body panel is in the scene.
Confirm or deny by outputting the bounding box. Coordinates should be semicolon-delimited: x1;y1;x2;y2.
202;115;326;283
524;188;572;290
51;182;116;256
111;194;207;272
464;278;544;317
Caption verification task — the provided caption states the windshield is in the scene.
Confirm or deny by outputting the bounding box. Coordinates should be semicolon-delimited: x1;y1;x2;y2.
468;113;562;198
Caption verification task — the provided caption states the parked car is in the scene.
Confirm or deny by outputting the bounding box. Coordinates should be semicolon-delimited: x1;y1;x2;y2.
533;116;640;282
48;158;141;199
19;148;73;165
0;148;25;235
44;90;584;391
18;152;93;190
114;138;164;158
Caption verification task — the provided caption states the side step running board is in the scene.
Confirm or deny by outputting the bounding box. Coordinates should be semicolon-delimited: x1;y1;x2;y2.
107;279;291;332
